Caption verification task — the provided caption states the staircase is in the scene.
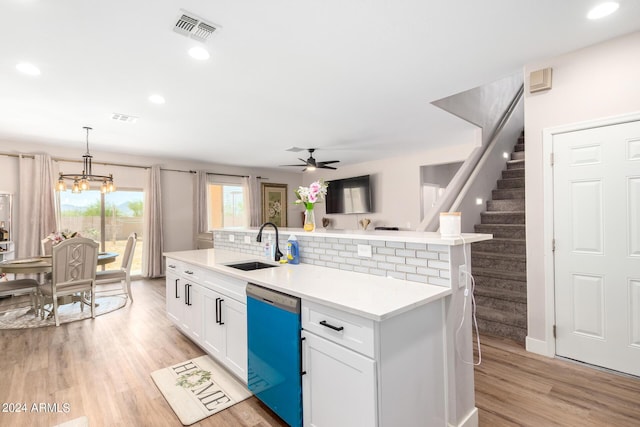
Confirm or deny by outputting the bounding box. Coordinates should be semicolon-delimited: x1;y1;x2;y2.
472;131;527;344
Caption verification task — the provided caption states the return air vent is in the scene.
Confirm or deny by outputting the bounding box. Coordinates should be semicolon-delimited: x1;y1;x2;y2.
111;113;138;124
173;10;220;43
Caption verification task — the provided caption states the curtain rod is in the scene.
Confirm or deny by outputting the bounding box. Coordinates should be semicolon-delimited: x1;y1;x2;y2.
1;152;266;178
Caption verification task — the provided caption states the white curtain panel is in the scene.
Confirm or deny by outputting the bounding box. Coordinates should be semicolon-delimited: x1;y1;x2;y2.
247;175;261;227
17;154;57;258
143;165;164;278
194;171;208;234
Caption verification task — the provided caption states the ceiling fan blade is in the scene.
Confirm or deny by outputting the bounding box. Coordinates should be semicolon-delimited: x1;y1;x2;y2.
318;160;339;166
298;158;309;164
319;165;337;170
280;164;307;167
286;147;306;152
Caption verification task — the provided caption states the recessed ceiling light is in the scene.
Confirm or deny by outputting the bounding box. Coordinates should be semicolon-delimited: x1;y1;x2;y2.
188;46;210;60
587;2;619;20
16;62;41;76
149;94;166;104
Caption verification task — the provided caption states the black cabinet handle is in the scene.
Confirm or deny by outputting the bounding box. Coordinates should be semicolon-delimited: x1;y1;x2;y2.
184;270;194;275
185;284;192;306
218;298;225;325
168;264;176;269
301;336;307;376
319;320;344;332
175;278;180;299
215;297;220;324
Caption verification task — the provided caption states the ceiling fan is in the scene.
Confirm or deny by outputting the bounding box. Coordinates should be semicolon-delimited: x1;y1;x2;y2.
281;148;339;171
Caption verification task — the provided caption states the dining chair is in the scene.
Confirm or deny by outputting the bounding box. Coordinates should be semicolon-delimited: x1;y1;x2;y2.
0;278;40;316
39;237;99;326
41;238;53;256
95;232;137;303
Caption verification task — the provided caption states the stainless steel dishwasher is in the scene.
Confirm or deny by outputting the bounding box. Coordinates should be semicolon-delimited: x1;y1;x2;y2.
246;283;302;427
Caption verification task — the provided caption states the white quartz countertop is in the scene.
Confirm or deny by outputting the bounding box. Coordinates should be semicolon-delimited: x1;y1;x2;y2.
213;227;492;246
163;248;452;321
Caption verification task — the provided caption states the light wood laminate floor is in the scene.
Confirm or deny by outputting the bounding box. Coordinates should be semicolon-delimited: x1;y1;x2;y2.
1;278;638;426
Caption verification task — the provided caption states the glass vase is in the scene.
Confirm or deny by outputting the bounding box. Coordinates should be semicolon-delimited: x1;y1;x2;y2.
303;206;316;232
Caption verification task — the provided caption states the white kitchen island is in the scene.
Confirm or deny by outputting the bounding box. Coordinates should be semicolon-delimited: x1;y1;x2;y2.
165;229;491;427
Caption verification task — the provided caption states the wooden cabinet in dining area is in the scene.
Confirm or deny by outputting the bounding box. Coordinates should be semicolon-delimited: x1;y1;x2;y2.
0;192;14;263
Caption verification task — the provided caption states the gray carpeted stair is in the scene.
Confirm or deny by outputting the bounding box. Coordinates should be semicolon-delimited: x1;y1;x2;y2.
472;130;527;344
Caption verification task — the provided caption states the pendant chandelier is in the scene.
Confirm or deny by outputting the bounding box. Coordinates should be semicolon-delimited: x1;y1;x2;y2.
56;126;116;194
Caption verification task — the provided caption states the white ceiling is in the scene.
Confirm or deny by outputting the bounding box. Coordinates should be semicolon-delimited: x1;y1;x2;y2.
1;0;639;169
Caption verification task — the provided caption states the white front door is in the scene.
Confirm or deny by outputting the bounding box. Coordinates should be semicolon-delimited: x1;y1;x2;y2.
553;120;640;376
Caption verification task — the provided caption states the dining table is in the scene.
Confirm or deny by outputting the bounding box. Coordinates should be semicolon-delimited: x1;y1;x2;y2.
0;252;119;315
0;252;118;276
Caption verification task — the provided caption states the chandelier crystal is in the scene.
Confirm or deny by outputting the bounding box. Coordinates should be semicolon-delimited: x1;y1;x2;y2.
56;126;115;194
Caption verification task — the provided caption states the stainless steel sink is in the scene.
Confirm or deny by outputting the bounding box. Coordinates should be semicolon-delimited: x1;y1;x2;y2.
226;261;279;271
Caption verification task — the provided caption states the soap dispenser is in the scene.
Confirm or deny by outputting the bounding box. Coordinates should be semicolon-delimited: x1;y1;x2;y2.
264;236;271;260
287;235;300;264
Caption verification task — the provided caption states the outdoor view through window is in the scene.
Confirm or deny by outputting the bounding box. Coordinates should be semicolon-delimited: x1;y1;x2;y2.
58;190;143;275
207;184;246;228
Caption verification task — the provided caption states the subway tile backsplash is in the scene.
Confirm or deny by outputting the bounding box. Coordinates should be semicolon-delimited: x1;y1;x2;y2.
213;230;451;286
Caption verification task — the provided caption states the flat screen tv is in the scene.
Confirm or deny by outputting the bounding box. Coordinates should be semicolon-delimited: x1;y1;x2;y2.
325;175;373;214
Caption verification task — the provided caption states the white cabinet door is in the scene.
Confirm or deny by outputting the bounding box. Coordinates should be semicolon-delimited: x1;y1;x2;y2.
181;281;203;343
202;286;248;381
302;331;376;427
202;287;225;359
221;296;247;380
165;268;183;325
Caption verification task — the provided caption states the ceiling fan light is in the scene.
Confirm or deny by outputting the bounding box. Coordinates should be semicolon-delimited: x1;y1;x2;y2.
306;166;316;172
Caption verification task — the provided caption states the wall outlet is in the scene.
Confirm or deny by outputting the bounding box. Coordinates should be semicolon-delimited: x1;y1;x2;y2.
244;235;251;244
229;234;235;242
357;244;372;258
458;264;467;289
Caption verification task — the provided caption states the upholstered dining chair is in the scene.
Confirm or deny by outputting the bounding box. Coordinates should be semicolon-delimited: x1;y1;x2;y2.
95;232;137;303
41;238;53;256
39;237;99;326
0;278;40;316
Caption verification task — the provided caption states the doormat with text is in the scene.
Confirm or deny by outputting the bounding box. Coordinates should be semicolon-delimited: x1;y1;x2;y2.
151;355;252;426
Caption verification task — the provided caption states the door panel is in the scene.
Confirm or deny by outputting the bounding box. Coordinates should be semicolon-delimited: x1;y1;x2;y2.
570;180;603;253
631;279;640;347
572;274;605;338
554;120;640;376
629;177;640;256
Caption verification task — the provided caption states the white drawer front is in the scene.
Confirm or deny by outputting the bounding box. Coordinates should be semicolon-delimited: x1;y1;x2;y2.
180;264;206;282
165;259;184;274
202;270;246;303
302;300;374;358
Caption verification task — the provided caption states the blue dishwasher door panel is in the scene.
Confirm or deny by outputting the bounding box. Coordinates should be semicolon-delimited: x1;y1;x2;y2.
247;296;302;427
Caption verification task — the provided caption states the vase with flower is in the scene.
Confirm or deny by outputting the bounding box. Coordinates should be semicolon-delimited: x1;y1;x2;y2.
295;180;328;232
46;230;81;245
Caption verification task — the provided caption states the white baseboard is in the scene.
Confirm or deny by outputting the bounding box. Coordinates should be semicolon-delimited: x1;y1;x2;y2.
450;407;478;427
526;335;554;357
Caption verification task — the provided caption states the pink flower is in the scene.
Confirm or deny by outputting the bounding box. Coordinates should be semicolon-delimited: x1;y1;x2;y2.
308;192;318;203
309;181;321;195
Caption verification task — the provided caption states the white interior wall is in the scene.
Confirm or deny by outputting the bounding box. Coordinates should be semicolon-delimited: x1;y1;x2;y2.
302;135;478;231
0;140;303;254
524;31;640;349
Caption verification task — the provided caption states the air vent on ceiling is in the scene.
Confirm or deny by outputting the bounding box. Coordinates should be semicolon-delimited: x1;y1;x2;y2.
173;10;220;43
111;113;138;124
